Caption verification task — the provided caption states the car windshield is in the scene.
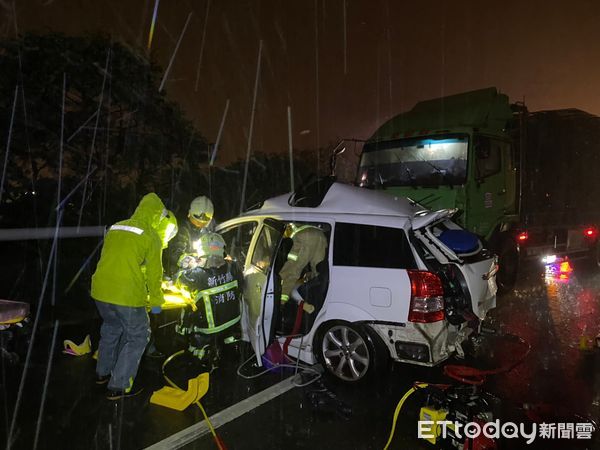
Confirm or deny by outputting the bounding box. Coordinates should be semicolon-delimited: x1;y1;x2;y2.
357;134;469;188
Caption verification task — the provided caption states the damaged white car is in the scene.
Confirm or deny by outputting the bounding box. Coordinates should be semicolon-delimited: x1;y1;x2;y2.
217;180;498;383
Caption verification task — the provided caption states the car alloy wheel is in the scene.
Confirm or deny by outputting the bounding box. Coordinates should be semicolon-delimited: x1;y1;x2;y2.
321;324;370;382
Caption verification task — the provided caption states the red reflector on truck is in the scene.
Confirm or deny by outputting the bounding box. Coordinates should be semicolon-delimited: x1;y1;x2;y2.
407;270;445;323
584;227;598;239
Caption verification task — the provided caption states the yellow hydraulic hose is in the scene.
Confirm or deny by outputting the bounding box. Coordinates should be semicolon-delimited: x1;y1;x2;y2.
162;350;225;450
383;383;429;450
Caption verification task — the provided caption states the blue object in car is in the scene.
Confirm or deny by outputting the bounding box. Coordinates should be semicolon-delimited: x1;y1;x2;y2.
438;229;480;254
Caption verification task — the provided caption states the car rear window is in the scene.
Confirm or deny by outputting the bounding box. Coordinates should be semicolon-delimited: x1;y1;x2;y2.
333;223;417;269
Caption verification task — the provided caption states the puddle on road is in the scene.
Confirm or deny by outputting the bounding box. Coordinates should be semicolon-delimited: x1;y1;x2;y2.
486;264;600;429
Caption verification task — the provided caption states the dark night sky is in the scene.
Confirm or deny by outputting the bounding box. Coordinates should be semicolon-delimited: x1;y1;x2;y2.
5;0;600;164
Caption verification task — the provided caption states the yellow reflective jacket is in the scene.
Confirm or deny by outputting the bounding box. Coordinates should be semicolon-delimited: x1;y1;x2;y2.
91;193;165;308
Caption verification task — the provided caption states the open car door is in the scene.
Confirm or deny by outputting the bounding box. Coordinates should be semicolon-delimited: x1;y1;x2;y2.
241;218;286;365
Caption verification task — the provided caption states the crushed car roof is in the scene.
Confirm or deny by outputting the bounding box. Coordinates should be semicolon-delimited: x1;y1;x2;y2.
245;182;419;217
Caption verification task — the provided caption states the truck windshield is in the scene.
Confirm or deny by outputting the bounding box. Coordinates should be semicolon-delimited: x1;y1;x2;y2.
357;134;469;188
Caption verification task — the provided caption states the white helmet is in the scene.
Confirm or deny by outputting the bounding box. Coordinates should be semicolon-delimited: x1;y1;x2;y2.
188;196;214;228
196;232;226;258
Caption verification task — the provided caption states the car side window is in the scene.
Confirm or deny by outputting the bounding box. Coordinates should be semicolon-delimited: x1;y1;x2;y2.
220;221;257;266
474;136;502;179
333;223;417;269
251;223;282;271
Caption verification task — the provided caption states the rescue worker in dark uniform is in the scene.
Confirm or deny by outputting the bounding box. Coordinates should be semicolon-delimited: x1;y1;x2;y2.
167;196;215;276
175;232;242;368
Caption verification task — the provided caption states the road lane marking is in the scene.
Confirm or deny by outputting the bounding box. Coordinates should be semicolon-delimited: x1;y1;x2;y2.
144;376;296;450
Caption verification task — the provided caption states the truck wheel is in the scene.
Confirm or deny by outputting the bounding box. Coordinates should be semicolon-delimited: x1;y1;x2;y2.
496;237;519;294
314;321;388;383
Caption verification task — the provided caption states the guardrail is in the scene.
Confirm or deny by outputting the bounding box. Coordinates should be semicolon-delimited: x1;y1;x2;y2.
0;226;106;241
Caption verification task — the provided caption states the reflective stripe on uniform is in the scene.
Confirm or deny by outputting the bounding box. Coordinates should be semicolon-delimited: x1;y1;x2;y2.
196;280;238;330
197;280;238;297
224;336;237;344
281;294;289;303
179;314;240;336
175;324;188;335
125;376;134;393
287;253;298;261
110;225;144;235
194;315;240;335
290;224;320;238
202;293;215;329
188;344;209;359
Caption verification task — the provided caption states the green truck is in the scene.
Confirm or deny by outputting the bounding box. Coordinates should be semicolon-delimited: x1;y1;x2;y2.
357;87;600;290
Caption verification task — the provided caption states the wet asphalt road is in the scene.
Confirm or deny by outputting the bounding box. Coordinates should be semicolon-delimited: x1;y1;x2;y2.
1;260;600;450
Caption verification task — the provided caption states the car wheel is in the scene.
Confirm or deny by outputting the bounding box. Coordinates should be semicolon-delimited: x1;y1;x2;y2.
315;322;387;383
496;237;519;294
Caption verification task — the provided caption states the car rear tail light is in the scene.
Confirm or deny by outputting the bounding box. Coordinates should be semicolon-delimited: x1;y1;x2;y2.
583;227;598;239
407;270;445;323
517;231;528;243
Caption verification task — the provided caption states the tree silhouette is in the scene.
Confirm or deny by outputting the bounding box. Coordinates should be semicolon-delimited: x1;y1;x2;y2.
0;33;209;227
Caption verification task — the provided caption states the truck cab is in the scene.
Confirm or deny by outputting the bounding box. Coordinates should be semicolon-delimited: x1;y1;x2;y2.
357;88;520;289
357;87;600;291
357;131;517;237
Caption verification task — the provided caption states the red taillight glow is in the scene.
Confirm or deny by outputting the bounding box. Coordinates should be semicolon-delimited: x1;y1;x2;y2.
517;231;529;242
407;270;445;323
583;227;598;239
